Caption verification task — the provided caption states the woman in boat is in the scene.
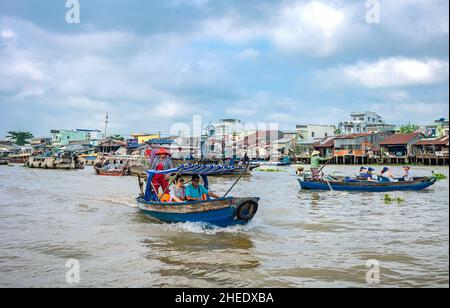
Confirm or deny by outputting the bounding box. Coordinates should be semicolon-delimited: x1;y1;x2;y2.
310;151;332;181
186;175;220;201
402;166;414;182
151;148;174;193
380;167;397;182
170;175;186;203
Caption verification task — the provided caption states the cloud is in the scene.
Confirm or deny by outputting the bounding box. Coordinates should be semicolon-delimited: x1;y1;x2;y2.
317;57;449;88
269;1;357;56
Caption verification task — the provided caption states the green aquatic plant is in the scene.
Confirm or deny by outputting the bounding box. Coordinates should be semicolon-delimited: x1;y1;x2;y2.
431;172;448;181
384;194;405;205
255;168;285;173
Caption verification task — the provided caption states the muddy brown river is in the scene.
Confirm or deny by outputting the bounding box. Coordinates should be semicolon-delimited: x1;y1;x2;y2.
0;164;448;287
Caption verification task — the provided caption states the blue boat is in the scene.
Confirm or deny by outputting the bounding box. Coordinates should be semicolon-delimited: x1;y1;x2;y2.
298;177;438;192
137;164;259;227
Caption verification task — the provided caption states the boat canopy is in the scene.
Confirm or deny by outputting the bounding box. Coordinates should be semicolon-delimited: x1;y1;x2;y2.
146;164;236;176
144;164;233;201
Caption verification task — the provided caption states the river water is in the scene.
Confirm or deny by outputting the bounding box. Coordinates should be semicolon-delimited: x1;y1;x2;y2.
0;164;448;288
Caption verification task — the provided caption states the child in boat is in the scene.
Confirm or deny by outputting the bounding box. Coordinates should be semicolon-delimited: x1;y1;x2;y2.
169;175;186;203
186;175;221;201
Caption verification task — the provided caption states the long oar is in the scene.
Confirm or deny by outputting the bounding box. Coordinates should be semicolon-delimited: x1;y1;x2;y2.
318;158;332;174
223;164;250;198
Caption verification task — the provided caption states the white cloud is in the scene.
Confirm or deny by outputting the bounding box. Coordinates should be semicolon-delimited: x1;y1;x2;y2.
270;1;353;56
344;58;449;88
318;57;449;89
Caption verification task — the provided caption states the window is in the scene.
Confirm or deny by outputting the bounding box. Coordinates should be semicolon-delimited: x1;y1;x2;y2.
325;133;328;137
311;132;315;138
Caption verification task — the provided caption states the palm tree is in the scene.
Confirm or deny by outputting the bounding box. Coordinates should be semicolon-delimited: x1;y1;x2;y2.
6;131;34;146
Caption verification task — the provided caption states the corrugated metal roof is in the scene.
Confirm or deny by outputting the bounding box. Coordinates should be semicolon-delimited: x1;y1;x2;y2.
379;133;421;145
334;133;373;139
415;136;449;146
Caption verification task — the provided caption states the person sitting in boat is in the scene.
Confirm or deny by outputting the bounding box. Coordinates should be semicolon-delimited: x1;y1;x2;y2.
364;168;379;182
358;167;367;178
380;167;398;182
151;148;174;194
310;151;332;181
170;175;186;203
186;175;220;201
402;166;414;182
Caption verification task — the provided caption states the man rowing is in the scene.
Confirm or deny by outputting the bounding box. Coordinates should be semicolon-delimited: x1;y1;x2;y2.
310;150;333;181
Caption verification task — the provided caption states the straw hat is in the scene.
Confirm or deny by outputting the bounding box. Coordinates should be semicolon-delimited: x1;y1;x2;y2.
155;148;171;156
311;150;320;157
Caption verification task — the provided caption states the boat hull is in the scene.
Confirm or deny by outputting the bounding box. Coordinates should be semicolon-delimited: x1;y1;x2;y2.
298;177;437;192
137;197;259;228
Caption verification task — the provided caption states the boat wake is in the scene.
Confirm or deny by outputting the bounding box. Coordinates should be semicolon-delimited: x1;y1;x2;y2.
155;221;257;235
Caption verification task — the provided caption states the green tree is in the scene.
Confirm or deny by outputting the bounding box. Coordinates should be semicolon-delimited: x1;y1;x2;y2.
110;134;125;141
399;124;420;134
6;131;34;146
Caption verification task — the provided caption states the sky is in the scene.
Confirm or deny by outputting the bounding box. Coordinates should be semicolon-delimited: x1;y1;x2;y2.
0;0;449;137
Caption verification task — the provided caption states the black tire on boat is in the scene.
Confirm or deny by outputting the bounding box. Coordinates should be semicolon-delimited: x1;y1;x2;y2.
235;198;258;221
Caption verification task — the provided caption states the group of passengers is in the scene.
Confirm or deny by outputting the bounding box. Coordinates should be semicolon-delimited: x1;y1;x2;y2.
149;147;220;203
358;166;414;182
169;174;221;202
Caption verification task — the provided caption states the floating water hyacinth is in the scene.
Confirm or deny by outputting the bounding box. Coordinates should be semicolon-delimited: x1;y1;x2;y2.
432;172;448;181
384;194;405;205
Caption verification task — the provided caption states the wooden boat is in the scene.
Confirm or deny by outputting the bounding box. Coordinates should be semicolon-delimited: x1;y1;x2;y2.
7;154;31;164
95;166;129;176
298;177;438;192
94;158;130;176
137;164;259;227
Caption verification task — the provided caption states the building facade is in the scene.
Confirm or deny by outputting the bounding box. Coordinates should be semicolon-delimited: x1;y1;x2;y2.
338;112;395;134
51;129;102;146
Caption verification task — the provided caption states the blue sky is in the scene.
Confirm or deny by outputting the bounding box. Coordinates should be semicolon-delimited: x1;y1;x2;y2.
0;0;449;137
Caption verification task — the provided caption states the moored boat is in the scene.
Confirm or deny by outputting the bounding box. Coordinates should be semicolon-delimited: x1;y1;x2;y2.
298;177;438;192
94;157;130;176
137;164;259;227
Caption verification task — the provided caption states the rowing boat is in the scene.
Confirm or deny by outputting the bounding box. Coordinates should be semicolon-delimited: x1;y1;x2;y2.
298;177;438;192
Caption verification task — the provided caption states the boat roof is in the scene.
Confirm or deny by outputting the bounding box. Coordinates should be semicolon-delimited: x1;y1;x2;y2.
146;164;237;176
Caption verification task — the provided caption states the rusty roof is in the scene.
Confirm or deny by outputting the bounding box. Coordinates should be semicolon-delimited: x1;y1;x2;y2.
314;137;335;148
379;133;421;145
415;136;449;146
334;133;374;140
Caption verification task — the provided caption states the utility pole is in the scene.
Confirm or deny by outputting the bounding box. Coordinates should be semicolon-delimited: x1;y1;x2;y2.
104;112;109;139
103;112;109;154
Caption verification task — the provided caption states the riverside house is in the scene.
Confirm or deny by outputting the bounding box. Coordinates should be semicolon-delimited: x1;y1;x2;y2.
333;133;389;165
412;136;449;165
379;133;423;164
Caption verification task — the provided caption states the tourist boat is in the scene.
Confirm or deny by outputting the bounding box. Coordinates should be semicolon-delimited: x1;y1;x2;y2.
0;159;9;166
298;177;438;192
136;164;259;227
